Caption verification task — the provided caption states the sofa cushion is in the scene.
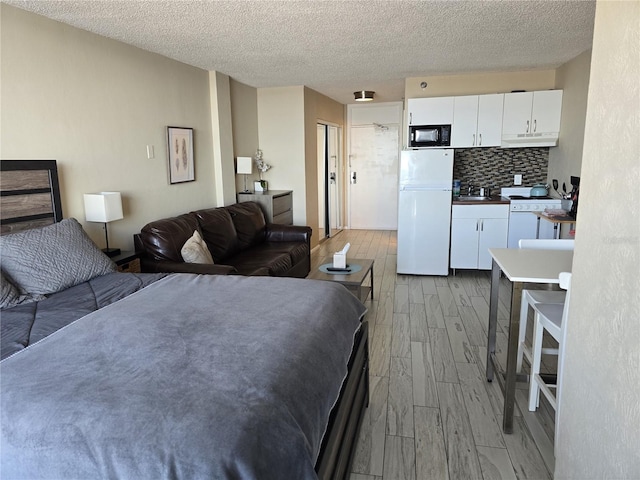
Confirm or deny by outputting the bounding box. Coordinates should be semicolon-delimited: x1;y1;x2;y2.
224;248;292;277
194;208;239;262
226;202;267;250
140;213;199;262
261;242;310;267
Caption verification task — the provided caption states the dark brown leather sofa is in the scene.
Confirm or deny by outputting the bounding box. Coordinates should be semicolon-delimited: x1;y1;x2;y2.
134;202;312;278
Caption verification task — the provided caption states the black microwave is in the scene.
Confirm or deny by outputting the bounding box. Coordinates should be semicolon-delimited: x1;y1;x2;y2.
409;124;451;147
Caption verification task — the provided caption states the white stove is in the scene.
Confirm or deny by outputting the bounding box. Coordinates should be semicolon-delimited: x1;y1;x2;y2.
501;187;563;247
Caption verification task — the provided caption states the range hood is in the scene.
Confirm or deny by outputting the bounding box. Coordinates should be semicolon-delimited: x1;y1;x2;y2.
501;132;559;148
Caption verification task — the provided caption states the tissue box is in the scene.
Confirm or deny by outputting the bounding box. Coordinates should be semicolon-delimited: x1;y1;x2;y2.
333;252;347;269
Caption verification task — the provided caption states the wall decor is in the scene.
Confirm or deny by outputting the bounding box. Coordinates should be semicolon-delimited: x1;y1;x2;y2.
167;126;194;184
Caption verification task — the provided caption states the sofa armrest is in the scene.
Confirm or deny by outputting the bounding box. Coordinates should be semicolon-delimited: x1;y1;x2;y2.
140;258;237;275
265;224;312;243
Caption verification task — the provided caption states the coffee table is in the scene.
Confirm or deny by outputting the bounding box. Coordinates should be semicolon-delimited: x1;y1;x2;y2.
307;258;374;302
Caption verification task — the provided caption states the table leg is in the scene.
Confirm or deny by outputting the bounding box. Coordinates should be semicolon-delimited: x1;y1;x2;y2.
486;259;501;382
502;281;524;434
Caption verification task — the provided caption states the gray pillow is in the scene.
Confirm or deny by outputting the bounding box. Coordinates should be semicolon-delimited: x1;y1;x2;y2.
0;218;116;296
0;270;20;309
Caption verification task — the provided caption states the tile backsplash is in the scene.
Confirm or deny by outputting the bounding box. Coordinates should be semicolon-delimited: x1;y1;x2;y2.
453;147;549;194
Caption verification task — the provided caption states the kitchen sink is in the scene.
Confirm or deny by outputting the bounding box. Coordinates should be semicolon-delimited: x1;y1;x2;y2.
455;196;491;201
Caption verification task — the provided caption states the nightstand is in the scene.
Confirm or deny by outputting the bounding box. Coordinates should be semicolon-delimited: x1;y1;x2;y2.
111;250;141;273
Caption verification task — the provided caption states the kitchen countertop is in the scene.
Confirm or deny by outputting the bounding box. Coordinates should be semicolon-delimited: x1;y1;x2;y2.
452;195;511;205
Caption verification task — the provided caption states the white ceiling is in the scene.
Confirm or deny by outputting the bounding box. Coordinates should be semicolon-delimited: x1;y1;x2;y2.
5;0;596;104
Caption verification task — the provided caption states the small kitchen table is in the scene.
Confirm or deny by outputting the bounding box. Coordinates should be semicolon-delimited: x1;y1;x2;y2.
533;211;576;239
486;248;573;433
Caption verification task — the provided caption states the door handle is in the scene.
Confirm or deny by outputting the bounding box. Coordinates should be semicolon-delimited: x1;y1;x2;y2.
533;119;537;132
330;172;336;184
526;120;530;133
409;113;412;124
351;171;357;184
479;133;482;146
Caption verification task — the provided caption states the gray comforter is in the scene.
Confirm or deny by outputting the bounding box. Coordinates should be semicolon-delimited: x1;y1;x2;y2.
0;274;366;479
1;272;166;361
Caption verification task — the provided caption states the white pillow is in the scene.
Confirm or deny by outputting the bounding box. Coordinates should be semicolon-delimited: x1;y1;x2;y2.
181;230;214;264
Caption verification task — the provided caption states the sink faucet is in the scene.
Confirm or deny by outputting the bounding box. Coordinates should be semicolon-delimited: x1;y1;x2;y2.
467;185;474;196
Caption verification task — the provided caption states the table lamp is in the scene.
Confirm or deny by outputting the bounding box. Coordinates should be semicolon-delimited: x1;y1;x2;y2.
83;192;124;257
236;156;253;193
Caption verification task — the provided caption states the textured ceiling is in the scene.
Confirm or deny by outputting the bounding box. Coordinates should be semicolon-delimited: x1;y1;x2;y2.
4;0;596;104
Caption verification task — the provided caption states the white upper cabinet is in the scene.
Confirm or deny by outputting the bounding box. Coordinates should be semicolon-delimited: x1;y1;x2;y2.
530;90;563;133
407;97;454;125
452;94;504;147
502;90;563;145
451;96;478;147
477;94;504;146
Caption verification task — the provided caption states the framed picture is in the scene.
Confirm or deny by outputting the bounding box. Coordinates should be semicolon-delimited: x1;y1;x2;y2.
167;126;195;184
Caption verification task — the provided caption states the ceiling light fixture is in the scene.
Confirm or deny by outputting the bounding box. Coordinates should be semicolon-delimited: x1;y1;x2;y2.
354;91;374;102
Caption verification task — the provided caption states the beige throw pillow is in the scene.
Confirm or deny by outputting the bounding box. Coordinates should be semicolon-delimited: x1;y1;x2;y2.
181;230;214;264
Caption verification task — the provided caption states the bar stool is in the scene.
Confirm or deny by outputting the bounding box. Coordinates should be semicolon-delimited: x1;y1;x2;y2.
528;272;572;414
516;239;574;373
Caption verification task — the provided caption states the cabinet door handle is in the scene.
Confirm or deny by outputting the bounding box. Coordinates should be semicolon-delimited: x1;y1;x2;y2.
409;112;412;124
476;220;479;231
533;119;537;132
526;120;530;133
480;219;484;231
479;133;482;146
472;134;476;146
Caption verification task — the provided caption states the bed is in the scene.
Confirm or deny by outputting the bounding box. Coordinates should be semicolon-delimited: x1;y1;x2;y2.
0;160;369;479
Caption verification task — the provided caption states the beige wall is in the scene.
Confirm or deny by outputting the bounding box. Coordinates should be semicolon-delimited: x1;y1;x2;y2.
230;79;260;193
303;87;345;247
548;49;592;188
404;69;556;98
256;86;306;224
555;1;640;477
255;86;344;248
1;5;217;250
209;71;237;207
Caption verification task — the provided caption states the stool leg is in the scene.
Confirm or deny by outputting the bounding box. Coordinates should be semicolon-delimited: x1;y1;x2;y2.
529;312;544;411
516;294;530;373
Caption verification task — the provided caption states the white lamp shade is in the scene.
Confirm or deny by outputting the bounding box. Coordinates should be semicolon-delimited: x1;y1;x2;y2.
236;157;253;175
83;192;124;223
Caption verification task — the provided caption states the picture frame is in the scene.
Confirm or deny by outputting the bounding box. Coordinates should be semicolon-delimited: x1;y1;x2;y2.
167;126;195;184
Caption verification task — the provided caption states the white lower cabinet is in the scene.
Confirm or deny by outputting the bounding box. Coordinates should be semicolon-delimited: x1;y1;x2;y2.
450;205;509;270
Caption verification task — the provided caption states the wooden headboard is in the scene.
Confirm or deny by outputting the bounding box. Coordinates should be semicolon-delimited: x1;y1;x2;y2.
0;160;63;235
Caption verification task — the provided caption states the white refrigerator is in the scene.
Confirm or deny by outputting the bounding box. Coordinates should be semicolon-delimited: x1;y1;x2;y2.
397;149;453;275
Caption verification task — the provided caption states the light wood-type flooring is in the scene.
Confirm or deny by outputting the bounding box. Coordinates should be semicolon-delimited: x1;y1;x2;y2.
310;229;557;480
